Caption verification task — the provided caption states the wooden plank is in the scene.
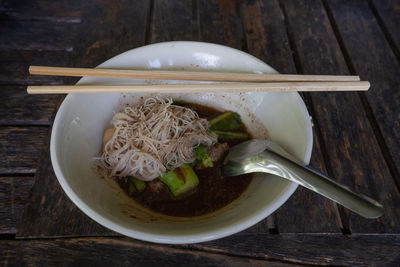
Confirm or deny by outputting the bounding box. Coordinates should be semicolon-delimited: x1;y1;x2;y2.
0;0;80;84
0;0;81;22
73;0;150;67
241;0;340;233
324;0;400;233
151;0;196;42
0;127;48;174
0;20;78;51
17;0;151;237
198;0;242;48
0;50;75;85
2;234;400;266
0;238;291;267
369;0;400;59
0;176;34;234
188;233;400;266
0;86;60;125
241;0;296;74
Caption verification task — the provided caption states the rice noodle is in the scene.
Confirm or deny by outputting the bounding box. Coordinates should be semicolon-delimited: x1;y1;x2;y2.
98;97;217;181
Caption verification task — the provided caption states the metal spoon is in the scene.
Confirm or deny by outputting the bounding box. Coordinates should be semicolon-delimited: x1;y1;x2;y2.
222;139;384;219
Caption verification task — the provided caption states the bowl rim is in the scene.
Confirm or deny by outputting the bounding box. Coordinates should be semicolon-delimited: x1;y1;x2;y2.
50;41;313;244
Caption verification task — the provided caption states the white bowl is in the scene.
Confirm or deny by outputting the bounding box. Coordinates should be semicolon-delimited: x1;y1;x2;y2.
50;41;313;244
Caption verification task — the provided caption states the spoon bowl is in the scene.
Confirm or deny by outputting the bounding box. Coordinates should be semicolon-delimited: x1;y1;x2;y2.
223;139;384;219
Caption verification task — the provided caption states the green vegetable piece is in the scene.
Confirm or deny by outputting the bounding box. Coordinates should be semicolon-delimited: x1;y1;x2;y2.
128;182;137;196
195;145;214;168
210;111;243;131
159;171;184;195
211;130;249;140
130;177;146;192
159;164;199;197
127;176;146;195
175;164;199;196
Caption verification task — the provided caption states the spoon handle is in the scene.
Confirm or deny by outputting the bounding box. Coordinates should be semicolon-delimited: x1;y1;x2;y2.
262;150;384;219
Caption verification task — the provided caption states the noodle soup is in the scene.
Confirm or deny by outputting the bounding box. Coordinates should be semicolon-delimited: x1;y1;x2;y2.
97;97;253;217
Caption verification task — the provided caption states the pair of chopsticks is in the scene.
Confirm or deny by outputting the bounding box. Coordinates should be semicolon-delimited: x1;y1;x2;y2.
27;66;370;94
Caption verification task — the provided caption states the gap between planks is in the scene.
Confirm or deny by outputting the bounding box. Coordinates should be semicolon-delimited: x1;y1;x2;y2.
277;0;348;233
321;0;400;196
366;0;400;63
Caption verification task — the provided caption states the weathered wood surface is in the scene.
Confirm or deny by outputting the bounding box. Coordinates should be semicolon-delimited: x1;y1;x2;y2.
0;2;79;85
2;234;400;266
369;0;400;60
325;0;400;233
151;0;196;42
0;0;81;22
0;51;74;85
0;86;59;125
189;233;400;266
0;20;78;51
2;0;400;265
241;0;340;233
17;0;150;237
73;0;150;67
279;0;400;234
151;0;195;43
0;176;34;234
1;237;293;267
241;0;295;74
198;0;243;49
0;127;48;174
0;0;80;237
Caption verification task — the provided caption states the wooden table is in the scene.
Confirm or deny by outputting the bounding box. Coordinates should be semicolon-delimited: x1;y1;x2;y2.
1;0;399;265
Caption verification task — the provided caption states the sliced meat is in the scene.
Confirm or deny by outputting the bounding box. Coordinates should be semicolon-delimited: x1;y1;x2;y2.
148;179;165;193
210;142;229;162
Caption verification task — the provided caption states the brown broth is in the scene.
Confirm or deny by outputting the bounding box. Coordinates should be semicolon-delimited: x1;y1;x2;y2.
117;102;253;217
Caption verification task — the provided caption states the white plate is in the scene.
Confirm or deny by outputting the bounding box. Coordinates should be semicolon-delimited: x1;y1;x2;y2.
50;41;313;244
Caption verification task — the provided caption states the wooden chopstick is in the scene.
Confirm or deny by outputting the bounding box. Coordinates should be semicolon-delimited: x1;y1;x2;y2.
29;66;360;82
27;81;370;94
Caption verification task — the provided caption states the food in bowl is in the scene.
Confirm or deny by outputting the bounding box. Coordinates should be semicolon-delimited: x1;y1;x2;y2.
50;42;313;244
96;96;254;217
